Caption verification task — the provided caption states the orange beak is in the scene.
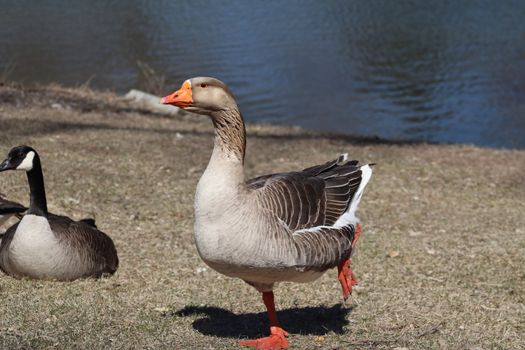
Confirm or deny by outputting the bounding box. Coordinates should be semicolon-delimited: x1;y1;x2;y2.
161;81;193;108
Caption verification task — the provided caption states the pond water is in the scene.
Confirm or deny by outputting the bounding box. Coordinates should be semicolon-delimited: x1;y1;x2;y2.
1;0;524;148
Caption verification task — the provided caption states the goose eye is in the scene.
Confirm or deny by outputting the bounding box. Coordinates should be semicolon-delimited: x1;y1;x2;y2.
200;83;208;88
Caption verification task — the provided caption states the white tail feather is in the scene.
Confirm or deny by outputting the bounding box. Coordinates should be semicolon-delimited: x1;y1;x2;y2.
334;164;373;228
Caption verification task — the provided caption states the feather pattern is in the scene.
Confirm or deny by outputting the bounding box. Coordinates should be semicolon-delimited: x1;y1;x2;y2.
248;156;364;271
45;214;118;274
249;158;362;230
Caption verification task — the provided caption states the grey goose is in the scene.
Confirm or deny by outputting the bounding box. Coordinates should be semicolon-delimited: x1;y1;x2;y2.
162;77;374;349
0;145;118;281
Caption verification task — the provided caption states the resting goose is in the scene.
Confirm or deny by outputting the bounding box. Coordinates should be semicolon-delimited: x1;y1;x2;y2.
162;77;373;350
0;194;26;227
0;146;119;280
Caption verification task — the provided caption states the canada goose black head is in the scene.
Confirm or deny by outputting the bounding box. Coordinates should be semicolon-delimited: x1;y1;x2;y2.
0;145;47;216
0;145;38;172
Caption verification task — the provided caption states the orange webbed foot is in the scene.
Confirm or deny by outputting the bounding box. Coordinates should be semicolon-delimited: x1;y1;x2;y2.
338;258;358;300
240;326;289;350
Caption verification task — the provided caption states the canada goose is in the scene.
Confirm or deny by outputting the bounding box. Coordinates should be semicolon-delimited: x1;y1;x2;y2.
162;77;373;349
0;194;26;227
0;145;119;280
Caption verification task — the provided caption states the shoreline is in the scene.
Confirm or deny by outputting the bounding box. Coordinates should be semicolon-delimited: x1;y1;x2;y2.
3;81;523;151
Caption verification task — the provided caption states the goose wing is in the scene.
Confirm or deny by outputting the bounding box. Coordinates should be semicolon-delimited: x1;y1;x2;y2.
248;154;363;231
0;198;27;215
48;214;119;275
0;222;19;273
248;155;371;270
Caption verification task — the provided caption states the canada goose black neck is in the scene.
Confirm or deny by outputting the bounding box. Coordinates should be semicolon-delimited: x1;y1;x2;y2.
26;153;48;217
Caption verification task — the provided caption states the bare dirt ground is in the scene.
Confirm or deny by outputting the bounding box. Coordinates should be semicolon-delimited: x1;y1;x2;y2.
0;83;523;349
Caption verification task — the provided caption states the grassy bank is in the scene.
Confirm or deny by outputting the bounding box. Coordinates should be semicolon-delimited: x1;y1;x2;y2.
0;83;524;349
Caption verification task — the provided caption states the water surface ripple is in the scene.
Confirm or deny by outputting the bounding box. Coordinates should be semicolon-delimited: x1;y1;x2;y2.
1;0;524;148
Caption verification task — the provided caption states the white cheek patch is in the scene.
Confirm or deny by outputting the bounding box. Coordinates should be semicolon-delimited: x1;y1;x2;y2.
16;151;35;171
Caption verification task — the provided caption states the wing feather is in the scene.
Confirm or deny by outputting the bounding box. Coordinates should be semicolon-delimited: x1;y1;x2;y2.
0;199;26;215
294;225;356;270
48;214;119;275
250;155;364;231
248;156;372;271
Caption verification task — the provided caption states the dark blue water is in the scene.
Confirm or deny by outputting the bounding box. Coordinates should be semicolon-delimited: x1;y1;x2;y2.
1;1;524;149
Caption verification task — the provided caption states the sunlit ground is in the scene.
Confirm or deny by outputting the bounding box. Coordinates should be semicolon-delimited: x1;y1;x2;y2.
0;84;523;349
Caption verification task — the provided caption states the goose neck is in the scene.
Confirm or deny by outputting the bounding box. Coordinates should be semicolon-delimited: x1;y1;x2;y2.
210;107;246;164
26;157;48;216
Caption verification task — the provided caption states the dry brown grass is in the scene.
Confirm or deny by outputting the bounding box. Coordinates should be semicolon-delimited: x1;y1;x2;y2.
0;83;523;349
136;61;167;96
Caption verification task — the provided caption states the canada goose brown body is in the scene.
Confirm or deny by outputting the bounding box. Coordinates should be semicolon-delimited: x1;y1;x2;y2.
0;146;118;281
162;77;374;349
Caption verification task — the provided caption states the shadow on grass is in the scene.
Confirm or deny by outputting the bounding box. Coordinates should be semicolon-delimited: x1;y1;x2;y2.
169;303;352;338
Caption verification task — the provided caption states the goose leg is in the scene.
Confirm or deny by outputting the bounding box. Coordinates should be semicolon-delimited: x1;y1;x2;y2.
337;223;362;300
352;223;362;249
239;291;289;349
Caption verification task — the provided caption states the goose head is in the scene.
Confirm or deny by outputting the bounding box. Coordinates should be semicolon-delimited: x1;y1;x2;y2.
161;77;237;115
0;145;38;172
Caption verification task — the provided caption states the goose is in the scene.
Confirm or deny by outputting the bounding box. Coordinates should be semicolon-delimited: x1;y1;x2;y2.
0;145;119;280
162;77;374;349
0;194;26;227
